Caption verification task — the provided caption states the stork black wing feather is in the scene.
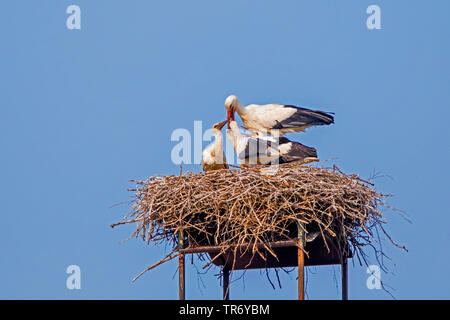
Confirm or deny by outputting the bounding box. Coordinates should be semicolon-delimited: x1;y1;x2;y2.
279;140;318;164
238;137;273;160
272;105;334;129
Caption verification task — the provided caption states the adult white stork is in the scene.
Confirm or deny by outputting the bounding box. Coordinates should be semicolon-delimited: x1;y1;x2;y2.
225;95;334;136
226;120;318;168
201;120;229;172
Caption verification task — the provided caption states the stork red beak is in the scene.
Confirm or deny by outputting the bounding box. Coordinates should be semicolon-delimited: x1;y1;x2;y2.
227;110;232;129
227;106;236;129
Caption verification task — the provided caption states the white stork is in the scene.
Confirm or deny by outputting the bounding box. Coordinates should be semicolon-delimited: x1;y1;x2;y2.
226;120;318;168
201;120;229;172
225;95;334;136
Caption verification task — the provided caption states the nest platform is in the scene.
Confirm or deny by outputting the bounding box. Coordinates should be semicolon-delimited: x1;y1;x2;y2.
112;163;403;299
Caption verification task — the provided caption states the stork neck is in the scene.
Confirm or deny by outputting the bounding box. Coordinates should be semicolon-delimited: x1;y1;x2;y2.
212;130;223;149
234;101;245;115
214;130;222;141
230;122;242;138
226;122;241;148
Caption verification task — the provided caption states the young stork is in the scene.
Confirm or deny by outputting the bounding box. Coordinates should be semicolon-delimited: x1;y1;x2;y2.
226;120;318;168
225;95;334;136
201;120;228;172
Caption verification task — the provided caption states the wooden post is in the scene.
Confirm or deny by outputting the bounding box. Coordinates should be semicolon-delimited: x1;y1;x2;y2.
178;230;185;300
341;257;348;300
223;266;230;300
297;222;305;300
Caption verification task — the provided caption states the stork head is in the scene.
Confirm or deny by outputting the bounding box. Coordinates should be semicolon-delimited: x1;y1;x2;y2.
225;95;239;128
212;120;227;132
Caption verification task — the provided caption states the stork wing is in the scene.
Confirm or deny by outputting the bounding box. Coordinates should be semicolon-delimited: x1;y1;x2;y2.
271;105;334;130
279;139;318;164
238;137;275;160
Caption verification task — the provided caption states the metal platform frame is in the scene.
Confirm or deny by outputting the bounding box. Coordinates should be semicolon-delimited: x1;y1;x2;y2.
177;224;349;300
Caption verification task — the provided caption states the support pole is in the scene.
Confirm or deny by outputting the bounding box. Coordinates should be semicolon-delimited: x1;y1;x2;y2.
297;222;305;300
178;230;185;300
223;266;230;300
341;257;348;300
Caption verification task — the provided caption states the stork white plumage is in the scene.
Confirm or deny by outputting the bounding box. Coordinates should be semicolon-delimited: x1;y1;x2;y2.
201;120;228;172
225;95;334;137
226;120;278;167
226;120;318;168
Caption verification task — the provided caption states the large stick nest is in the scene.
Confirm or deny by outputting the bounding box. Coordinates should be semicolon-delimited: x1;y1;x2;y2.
111;164;406;281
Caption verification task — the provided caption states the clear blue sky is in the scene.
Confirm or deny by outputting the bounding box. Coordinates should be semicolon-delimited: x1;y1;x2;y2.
1;0;449;299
